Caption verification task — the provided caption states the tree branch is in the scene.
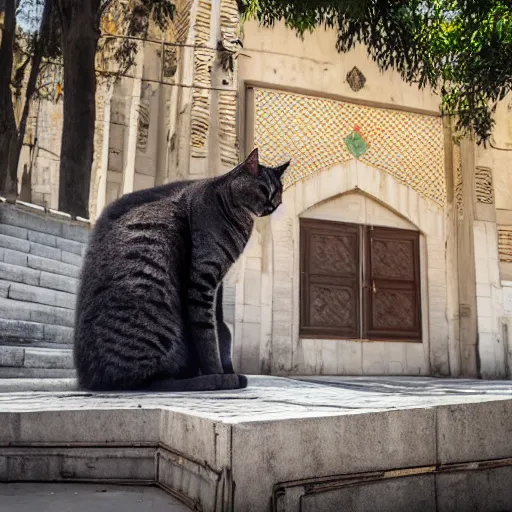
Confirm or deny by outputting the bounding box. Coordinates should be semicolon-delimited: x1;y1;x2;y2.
17;0;54;154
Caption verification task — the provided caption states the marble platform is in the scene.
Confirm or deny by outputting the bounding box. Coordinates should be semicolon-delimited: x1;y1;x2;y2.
1;376;512;511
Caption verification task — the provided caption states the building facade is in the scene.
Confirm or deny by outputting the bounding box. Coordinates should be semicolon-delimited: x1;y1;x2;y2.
20;1;512;379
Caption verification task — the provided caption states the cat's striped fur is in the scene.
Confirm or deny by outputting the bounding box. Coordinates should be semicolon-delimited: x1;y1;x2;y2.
74;149;289;391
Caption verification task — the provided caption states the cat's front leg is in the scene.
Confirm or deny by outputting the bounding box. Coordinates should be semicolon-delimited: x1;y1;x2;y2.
187;264;224;375
216;283;235;374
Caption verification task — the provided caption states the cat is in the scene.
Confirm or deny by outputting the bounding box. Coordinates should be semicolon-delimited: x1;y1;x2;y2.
74;148;289;392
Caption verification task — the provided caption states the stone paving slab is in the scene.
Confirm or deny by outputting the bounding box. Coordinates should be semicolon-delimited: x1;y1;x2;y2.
0;376;511;422
1;483;191;512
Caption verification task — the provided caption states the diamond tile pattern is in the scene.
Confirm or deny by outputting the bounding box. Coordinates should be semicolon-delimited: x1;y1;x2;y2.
253;88;446;205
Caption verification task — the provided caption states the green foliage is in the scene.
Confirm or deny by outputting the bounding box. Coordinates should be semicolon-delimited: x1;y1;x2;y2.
423;1;512;142
239;0;512;143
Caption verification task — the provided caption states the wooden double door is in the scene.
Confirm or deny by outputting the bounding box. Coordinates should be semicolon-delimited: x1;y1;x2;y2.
300;219;422;341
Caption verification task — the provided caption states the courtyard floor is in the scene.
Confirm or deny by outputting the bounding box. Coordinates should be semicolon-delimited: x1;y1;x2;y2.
1;376;512;511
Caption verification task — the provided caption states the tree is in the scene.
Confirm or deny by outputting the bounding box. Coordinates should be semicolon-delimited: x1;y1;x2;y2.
53;0;102;218
239;0;512;143
0;0;175;217
16;0;54;192
0;0;18;198
0;0;59;200
419;1;512;143
55;0;175;219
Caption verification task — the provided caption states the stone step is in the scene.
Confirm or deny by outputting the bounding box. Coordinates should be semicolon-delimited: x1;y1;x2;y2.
0;233;83;267
0;367;76;379
0;318;73;344
0;280;76;310
0;223;87;256
0;377;77;392
0;297;74;327
0;261;79;294
0;345;74;369
0;203;90;243
0;247;81;278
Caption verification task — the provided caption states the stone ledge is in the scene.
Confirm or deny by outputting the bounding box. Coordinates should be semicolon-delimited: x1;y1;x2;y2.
0;202;90;244
0;248;81;278
0;297;75;327
0;483;192;512
0;376;512;511
0;198;91;227
0;346;73;369
1;443;231;512
0;319;74;346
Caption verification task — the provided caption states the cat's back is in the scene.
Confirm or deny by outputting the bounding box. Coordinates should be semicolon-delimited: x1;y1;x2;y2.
87;190;186;259
77;194;189;313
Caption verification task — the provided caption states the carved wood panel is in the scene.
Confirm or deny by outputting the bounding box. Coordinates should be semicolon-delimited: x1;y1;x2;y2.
310;233;358;276
371;239;415;280
371;289;416;330
364;227;421;340
309;283;358;330
300;220;359;338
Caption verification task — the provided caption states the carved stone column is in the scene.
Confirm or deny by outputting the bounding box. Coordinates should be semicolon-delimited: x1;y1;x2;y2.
444;117;462;377
122;43;144;195
93;84;114;220
165;0;240;181
456;135;479;377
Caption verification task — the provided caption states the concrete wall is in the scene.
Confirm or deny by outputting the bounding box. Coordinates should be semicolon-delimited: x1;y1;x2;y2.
30;101;62;209
230;19;512;379
238;20;440;115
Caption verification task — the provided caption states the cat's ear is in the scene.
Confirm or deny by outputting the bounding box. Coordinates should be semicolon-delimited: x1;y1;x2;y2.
243;148;260;176
272;160;291;180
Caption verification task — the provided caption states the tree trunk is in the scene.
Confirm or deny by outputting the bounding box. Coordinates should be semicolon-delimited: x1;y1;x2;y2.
14;0;54;188
0;0;19;199
57;0;101;218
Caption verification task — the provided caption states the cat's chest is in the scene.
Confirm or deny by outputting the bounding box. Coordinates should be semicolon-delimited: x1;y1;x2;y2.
196;220;251;269
216;226;248;263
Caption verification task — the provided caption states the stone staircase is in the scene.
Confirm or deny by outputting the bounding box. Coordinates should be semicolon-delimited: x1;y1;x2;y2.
0;200;90;380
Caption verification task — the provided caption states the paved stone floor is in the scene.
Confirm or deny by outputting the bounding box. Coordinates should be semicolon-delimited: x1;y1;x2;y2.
0;483;191;511
0;376;512;422
1;376;512;511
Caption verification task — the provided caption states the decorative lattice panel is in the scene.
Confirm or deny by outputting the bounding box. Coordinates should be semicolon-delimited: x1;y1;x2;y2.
498;227;512;263
191;0;213;158
475;167;494;204
217;0;240;167
253;88;446;205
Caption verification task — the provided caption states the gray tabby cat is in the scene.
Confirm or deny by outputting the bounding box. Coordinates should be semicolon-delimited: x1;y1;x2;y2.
74;149;289;392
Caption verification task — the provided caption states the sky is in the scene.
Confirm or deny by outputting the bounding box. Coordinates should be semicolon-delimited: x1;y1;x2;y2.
16;0;44;32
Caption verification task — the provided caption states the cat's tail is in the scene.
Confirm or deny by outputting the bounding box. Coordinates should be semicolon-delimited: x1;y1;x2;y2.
146;373;248;392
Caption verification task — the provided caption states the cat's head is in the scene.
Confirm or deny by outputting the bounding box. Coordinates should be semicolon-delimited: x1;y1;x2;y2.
229;148;290;217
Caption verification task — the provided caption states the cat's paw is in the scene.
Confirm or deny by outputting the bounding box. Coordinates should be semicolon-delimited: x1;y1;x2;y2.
237;374;248;389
